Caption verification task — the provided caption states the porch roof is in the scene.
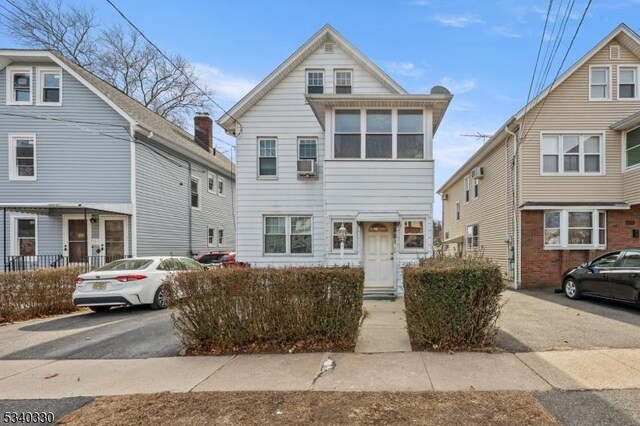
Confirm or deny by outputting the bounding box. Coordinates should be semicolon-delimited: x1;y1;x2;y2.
0;203;133;215
611;110;640;131
356;212;402;222
519;201;629;210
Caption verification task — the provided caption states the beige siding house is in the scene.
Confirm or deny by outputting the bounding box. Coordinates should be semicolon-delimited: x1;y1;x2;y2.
439;24;640;288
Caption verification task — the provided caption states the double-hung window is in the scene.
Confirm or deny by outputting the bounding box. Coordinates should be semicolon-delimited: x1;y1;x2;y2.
541;134;602;174
403;220;425;249
332;221;354;251
258;138;277;177
13;216;37;256
298;138;317;161
218;177;225;196
306;70;324;94
218;229;224;245
397;110;424;159
37;68;62;105
543;210;606;248
366;110;392;158
334;110;361;158
207;173;215;193
335;70;352;94
207;227;216;247
455;202;460;221
264;216;312;254
625;127;640;169
473;178;479;198
7;67;32;105
464;176;470;202
190;176;200;209
618;66;638;99
589;66;610;100
9;134;36;180
466;224;479;250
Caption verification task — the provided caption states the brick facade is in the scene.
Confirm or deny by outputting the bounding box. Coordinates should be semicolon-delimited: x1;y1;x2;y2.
520;205;640;288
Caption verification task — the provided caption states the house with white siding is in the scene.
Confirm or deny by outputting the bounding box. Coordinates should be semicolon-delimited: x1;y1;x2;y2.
1;49;235;271
438;24;640;289
218;25;452;296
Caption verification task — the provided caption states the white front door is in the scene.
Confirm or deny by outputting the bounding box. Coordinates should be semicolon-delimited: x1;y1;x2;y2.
62;215;90;263
99;216;128;261
363;222;394;289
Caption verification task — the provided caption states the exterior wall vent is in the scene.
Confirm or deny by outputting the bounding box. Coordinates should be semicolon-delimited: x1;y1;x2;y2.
610;45;620;60
324;43;334;54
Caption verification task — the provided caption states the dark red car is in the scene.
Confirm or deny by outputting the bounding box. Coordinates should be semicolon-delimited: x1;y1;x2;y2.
196;252;249;269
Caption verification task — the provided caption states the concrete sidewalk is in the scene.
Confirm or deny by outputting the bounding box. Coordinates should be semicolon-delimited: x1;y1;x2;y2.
355;299;411;353
1;348;640;399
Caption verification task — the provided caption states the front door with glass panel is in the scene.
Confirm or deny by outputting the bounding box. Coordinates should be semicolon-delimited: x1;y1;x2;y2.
63;216;89;263
363;222;394;289
99;216;127;262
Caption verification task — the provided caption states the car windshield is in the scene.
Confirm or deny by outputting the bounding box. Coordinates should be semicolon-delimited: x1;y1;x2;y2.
94;259;153;271
220;255;229;262
201;255;224;264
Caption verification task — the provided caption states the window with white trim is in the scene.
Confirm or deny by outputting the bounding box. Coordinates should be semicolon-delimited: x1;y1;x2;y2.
332;221;354;251
218;228;224;245
14;216;37;256
298;138;317;161
37;68;61;105
397;110;424;159
258;138;277;177
335;70;352;94
619;66;638;99
455;202;460;221
473;177;479;198
207;227;215;247
190;176;200;209
7;67;32;105
543;210;606;248
207;173;215;193
541;134;602;174
466;224;478;250
306;70;324;94
334;110;361;158
366;110;392;158
9;134;36;180
590;66;610;100
403;220;425;249
464;176;470;202
264;215;313;254
218;177;225;196
625;127;640;169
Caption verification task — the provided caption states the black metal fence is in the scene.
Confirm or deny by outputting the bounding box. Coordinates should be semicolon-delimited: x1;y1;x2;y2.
2;255;130;273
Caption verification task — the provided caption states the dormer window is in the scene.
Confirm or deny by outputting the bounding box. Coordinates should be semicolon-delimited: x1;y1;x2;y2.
306;70;324;94
589;66;610;100
37;68;62;105
7;67;32;105
335;70;352;94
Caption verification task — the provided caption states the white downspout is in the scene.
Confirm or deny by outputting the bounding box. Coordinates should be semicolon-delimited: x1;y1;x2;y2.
504;124;519;289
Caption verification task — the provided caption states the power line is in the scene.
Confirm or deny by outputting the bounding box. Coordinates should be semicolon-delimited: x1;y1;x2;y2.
103;0;243;134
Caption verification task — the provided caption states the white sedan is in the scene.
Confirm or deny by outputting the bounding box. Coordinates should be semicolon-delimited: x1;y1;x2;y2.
73;256;204;313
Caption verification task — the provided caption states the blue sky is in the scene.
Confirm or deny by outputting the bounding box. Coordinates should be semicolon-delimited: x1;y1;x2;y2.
2;0;640;219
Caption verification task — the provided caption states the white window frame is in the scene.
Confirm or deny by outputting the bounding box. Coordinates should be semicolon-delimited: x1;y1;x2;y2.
331;219;356;253
207;226;216;247
464;176;470;202
217;176;225;197
617;65;640;101
297;137;318;161
466;224;478;250
190;175;201;210
455;201;460;222
624;125;640;171
207;172;216;193
539;132;605;176
306;69;324;94
10;213;38;256
36;67;62;106
258;137;277;179
6;66;32;105
402;219;426;251
263;215;313;256
8;133;37;181
543;209;606;249
334;69;353;94
473;177;479;199
218;228;224;246
589;65;611;101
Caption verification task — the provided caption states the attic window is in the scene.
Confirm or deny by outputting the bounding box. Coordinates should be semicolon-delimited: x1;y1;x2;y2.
306;70;324;94
324;43;334;54
7;67;32;105
335;70;352;94
609;45;620;60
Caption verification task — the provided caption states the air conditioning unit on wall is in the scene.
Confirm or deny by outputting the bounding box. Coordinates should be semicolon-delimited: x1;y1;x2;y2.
471;167;484;179
442;193;449;201
297;159;317;177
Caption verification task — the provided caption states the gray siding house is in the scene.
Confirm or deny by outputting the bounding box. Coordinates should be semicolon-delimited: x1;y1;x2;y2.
0;50;235;270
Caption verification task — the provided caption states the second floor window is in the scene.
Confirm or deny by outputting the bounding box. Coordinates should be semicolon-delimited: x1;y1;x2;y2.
218;177;225;196
298;138;317;161
190;177;200;209
397;110;424;159
366;110;392;158
38;68;61;104
619;66;638;99
8;67;32;104
335;110;361;158
541;134;602;174
626;127;640;169
464;176;470;202
473;178;479;198
589;66;610;100
455;202;460;221
258;138;277;177
9;134;36;180
307;70;324;94
207;173;215;193
335;70;352;94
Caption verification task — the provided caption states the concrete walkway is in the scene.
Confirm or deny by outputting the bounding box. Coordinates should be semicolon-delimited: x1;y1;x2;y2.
355;298;412;353
1;348;640;399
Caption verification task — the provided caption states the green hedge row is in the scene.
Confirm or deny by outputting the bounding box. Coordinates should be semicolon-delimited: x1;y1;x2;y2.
166;266;364;354
404;257;505;351
0;268;80;323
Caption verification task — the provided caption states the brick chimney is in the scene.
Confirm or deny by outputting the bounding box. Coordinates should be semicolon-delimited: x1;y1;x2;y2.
194;112;213;152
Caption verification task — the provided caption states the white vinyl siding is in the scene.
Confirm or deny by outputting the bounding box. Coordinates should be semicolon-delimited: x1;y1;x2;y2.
540;133;604;175
8;133;36;180
589;65;611;100
543;210;606;249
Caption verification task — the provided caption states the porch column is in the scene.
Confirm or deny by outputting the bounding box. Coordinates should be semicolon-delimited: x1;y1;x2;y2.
3;207;6;272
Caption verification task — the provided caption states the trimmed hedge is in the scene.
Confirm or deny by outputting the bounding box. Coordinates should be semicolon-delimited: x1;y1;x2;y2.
0;268;80;323
166;266;364;354
404;257;505;351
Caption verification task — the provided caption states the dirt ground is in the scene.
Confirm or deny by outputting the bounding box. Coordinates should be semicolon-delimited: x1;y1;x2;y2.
62;391;558;425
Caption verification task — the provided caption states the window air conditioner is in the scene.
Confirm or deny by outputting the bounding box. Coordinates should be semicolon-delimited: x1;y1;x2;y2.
297;159;317;177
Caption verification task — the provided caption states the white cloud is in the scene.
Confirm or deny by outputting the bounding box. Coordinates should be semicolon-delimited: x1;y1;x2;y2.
409;0;429;5
193;63;257;103
430;14;483;28
491;26;522;38
439;77;476;94
386;61;424;78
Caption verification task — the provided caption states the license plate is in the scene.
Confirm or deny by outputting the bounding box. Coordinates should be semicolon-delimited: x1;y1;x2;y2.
92;281;107;290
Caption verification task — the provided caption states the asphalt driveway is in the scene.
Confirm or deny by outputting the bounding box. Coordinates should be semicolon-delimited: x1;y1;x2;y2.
497;288;640;352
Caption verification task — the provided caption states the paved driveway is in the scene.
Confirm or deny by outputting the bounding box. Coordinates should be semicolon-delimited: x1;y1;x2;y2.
497;289;640;352
0;306;180;360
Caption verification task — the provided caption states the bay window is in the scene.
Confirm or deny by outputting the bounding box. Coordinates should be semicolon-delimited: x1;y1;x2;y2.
625;127;640;169
397;110;424;158
541;133;603;174
335;110;361;158
543;210;606;248
366;110;392;158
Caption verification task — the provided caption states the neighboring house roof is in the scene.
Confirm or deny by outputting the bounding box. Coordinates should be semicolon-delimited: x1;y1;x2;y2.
437;23;640;194
217;24;408;134
0;49;234;177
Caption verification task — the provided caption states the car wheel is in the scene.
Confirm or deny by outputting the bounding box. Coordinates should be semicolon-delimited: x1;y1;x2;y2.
89;306;111;313
564;278;582;300
150;286;168;310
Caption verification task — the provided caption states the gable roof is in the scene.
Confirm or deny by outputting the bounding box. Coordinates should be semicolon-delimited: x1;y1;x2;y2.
217;24;408;134
438;23;640;193
0;49;234;176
